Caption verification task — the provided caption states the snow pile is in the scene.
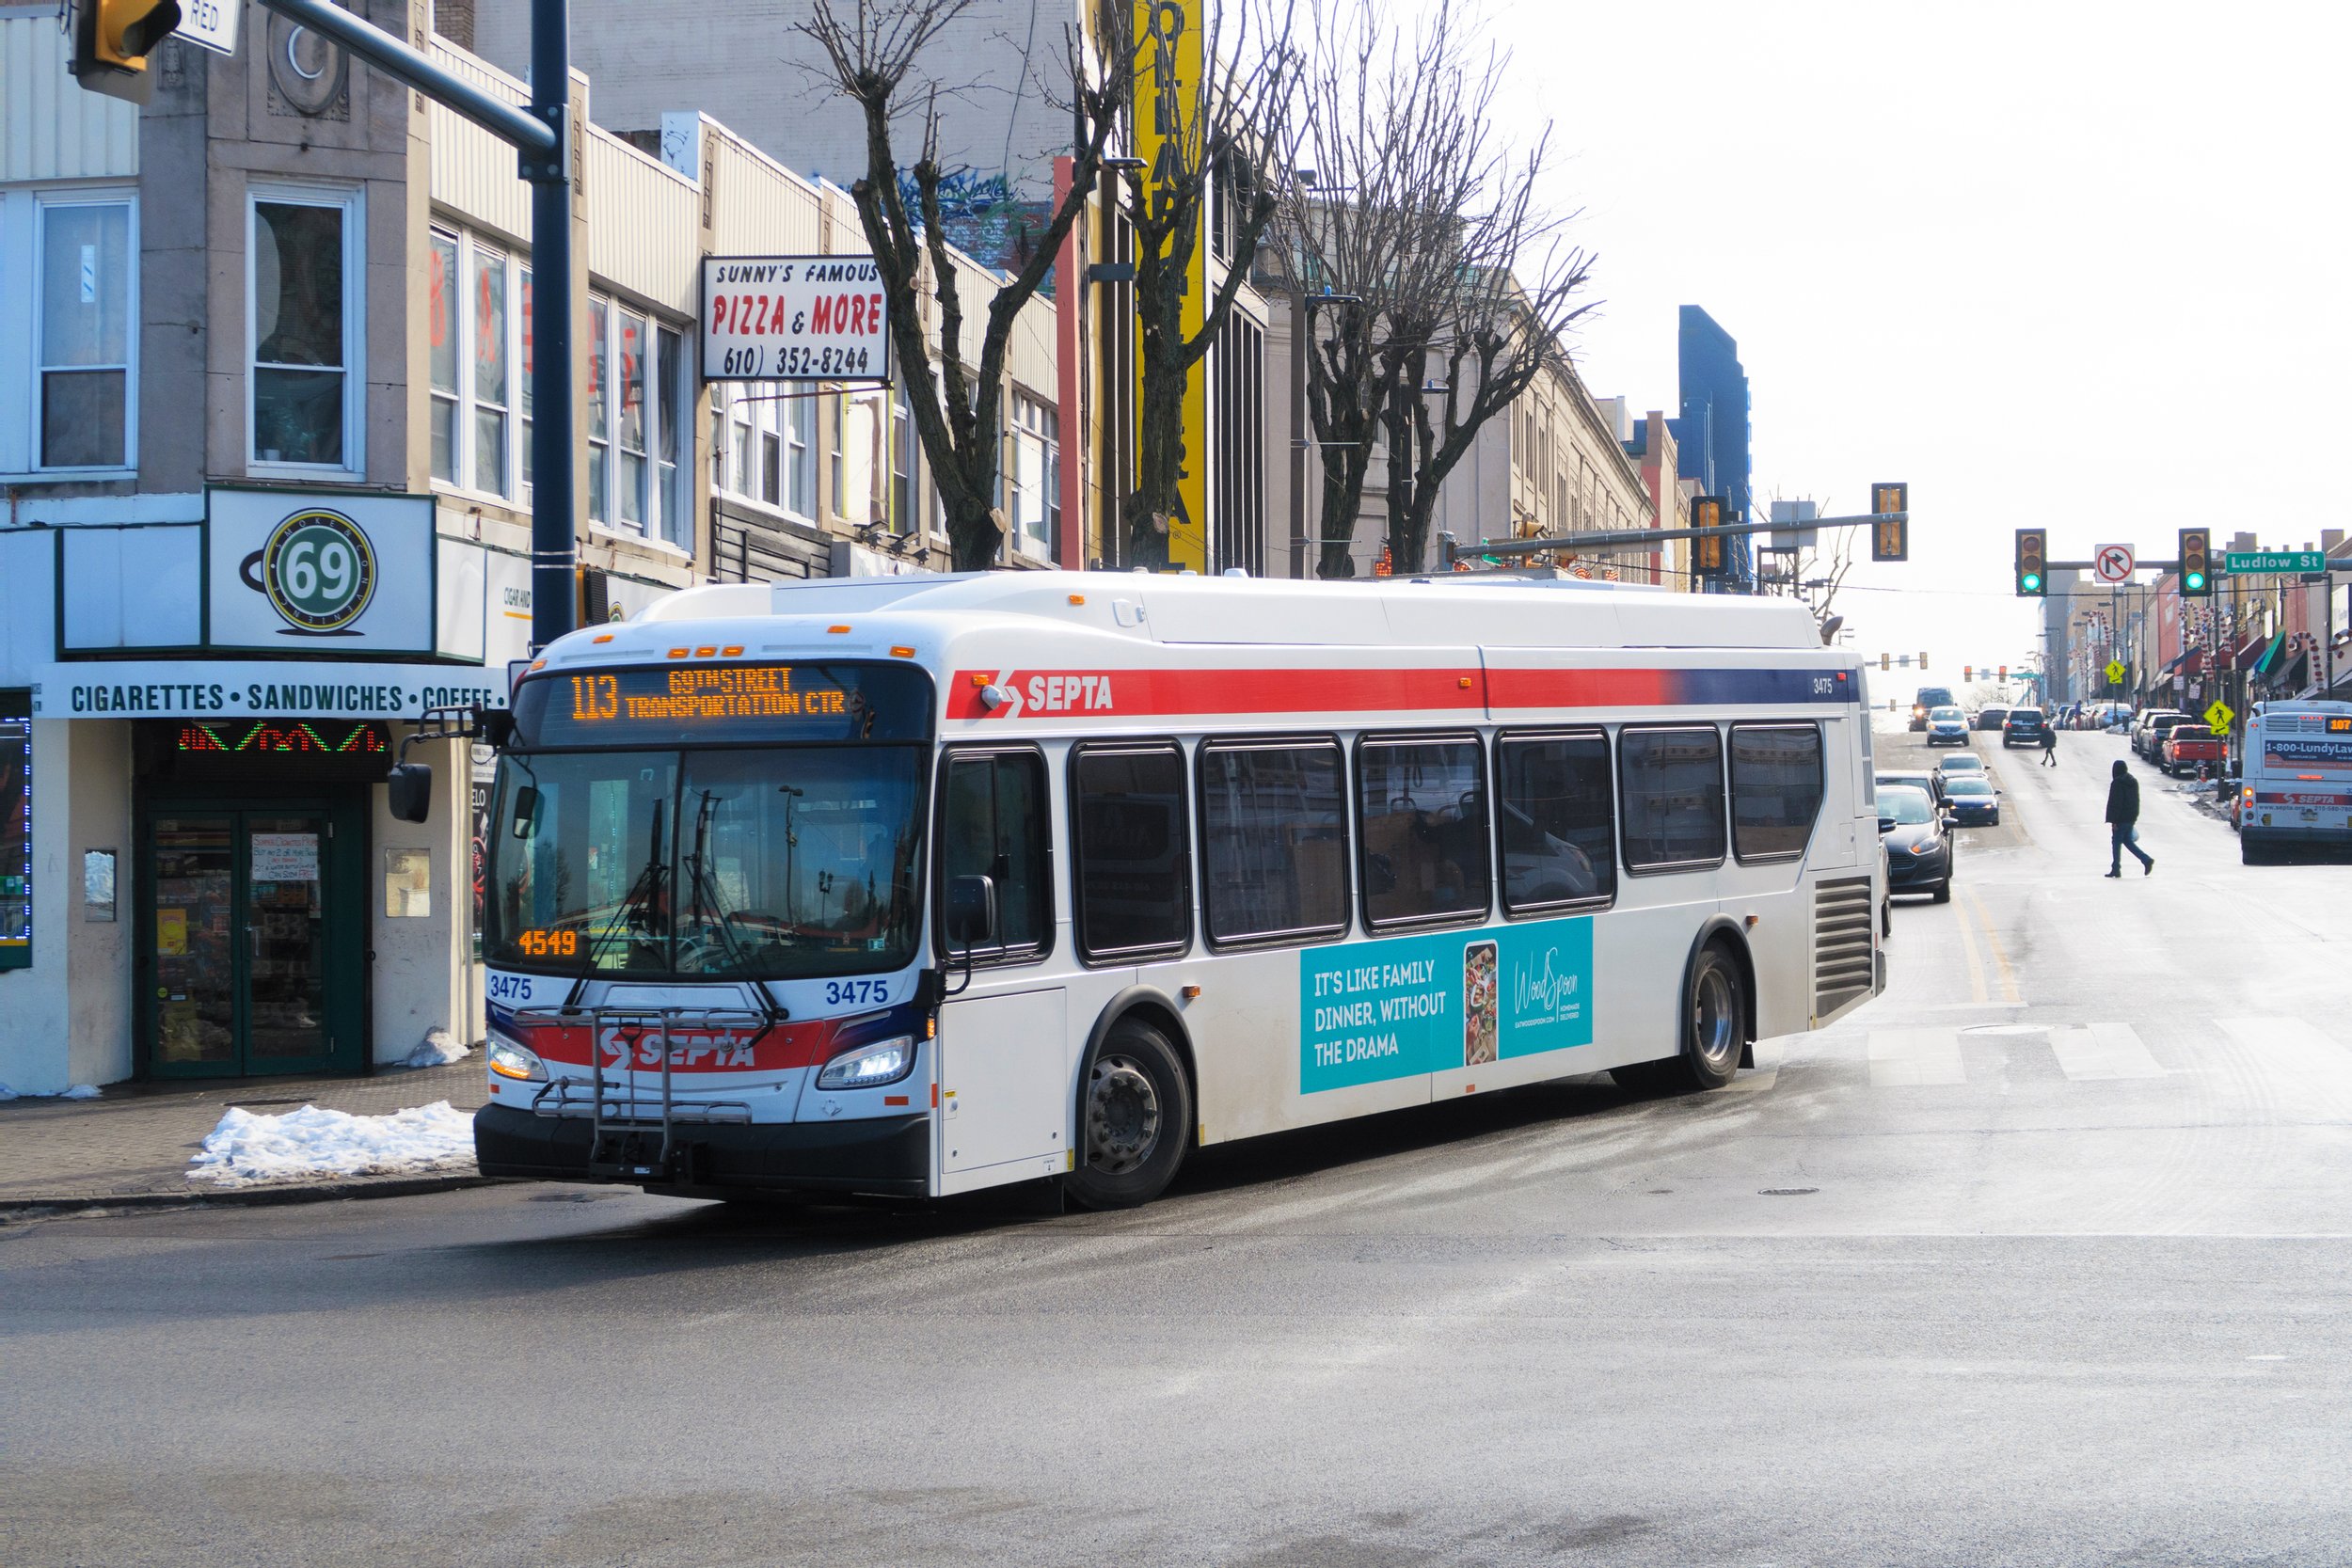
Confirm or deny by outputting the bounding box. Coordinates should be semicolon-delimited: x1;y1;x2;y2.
398;1029;470;1069
0;1084;102;1101
187;1100;477;1187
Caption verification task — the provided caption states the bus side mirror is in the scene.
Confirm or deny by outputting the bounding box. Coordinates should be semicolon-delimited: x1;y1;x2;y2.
946;874;999;949
387;764;433;824
508;786;542;839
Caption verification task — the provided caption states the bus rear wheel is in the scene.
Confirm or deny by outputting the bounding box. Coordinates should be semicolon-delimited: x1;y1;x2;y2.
1067;1017;1193;1211
1613;940;1746;1094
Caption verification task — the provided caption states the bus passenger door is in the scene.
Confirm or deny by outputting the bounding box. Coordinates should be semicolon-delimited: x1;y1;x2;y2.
937;986;1070;1184
932;747;1075;1193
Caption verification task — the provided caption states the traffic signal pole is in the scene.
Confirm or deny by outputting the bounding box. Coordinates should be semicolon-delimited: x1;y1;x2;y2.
253;0;577;654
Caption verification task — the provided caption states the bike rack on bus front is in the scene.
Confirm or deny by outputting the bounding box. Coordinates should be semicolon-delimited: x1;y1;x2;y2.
510;1005;766;1180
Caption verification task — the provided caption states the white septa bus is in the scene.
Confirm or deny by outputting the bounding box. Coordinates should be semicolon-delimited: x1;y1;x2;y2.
2238;700;2352;862
462;571;1884;1208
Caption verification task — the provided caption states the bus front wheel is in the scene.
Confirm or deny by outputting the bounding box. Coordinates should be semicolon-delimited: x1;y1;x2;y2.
1067;1017;1193;1211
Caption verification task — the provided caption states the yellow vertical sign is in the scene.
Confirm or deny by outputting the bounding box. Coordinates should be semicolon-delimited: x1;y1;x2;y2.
1136;0;1208;570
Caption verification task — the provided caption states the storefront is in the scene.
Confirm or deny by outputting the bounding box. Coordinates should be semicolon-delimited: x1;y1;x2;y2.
0;488;521;1093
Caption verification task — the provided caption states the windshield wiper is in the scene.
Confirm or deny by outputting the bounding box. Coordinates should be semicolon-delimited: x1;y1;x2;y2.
561;798;667;1011
681;787;787;1026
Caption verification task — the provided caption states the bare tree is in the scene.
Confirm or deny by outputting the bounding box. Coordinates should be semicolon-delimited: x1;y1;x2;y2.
1108;0;1295;568
1379;136;1597;576
1271;0;1502;578
803;0;1121;571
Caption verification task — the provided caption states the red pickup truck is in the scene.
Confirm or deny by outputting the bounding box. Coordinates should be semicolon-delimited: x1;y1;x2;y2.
2161;724;2225;776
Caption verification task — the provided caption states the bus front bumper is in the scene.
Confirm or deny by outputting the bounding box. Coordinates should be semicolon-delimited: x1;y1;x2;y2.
473;1103;931;1196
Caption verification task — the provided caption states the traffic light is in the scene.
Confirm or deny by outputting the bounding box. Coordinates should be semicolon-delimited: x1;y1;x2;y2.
2014;528;2047;597
1964;665;1973;682
1918;652;1929;671
1870;483;1909;562
2179;528;2212;596
72;0;183;103
1880;652;1891;671
1692;496;1726;579
1999;665;2009;680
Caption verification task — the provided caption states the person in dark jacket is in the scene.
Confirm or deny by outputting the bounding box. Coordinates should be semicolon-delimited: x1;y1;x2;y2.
2041;722;2059;767
2105;758;2153;877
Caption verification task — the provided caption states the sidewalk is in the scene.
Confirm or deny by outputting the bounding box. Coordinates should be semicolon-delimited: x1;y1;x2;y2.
0;1062;494;1212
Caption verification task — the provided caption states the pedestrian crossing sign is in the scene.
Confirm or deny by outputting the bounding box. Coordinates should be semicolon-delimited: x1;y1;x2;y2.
2105;659;2125;687
2204;699;2233;734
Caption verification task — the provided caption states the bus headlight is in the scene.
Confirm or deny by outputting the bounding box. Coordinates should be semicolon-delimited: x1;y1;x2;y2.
816;1036;916;1090
486;1030;548;1083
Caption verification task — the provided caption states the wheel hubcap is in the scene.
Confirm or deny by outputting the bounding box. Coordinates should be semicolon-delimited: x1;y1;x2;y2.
1692;967;1739;1069
1086;1054;1161;1176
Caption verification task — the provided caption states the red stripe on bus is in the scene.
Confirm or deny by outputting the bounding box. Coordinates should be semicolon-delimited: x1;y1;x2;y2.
1484;668;1677;709
947;668;1488;721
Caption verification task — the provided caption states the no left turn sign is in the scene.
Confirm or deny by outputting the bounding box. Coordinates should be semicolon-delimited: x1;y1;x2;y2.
2093;544;2136;584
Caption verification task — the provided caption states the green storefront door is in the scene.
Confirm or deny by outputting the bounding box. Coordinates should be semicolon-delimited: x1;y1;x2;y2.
140;800;367;1077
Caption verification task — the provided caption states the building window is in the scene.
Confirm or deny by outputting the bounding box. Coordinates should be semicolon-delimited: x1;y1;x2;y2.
35;198;135;471
586;296;609;522
657;325;686;547
427;233;458;483
249;186;363;474
616;307;648;530
712;383;818;529
891;388;914;534
471;242;510;496
835;388;885;526
1009;389;1057;561
518;266;533;497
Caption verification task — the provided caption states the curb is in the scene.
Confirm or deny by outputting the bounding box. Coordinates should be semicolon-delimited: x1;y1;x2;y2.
0;1171;501;1218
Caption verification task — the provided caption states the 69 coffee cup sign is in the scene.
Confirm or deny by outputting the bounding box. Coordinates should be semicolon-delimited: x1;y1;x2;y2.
238;508;377;637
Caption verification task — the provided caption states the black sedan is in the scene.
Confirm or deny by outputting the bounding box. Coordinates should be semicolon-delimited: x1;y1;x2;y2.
1943;774;2000;826
1878;784;1955;903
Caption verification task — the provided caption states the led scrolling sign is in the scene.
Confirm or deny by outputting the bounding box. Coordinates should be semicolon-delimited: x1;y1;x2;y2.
516;663;933;747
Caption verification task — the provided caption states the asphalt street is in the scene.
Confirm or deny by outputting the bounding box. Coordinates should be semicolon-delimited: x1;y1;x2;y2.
8;725;2352;1567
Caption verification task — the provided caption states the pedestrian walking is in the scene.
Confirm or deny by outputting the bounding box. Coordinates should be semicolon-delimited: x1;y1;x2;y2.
2040;722;2058;767
2105;757;2153;877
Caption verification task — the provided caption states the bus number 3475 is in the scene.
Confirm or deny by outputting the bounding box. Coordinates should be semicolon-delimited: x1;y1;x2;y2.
824;978;891;1007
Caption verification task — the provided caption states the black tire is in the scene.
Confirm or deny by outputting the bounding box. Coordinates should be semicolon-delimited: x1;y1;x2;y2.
1613;939;1745;1094
1065;1016;1193;1211
1881;896;1892;939
1931;871;1953;903
1989;812;2001;826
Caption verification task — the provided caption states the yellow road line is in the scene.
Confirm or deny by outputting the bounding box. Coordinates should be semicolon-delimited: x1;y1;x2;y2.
1963;883;2023;1004
1953;886;1990;1004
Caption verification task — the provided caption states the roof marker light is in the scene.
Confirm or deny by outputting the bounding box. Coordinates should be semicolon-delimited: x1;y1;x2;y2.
667;647;690;658
529;658;546;671
828;625;852;634
891;645;916;658
970;673;991;688
1068;594;1087;605
592;633;614;643
693;645;717;657
722;644;744;657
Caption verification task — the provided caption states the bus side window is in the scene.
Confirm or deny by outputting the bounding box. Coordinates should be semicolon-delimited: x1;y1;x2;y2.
1495;730;1615;912
1199;740;1349;946
1072;743;1191;961
939;750;1052;958
1728;723;1824;863
1355;735;1489;928
1618;726;1726;872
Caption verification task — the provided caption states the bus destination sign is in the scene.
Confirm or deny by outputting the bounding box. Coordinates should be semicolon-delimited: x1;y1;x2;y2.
516;663;933;747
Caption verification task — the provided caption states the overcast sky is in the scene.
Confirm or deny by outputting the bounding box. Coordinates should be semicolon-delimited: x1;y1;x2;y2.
1474;0;2349;697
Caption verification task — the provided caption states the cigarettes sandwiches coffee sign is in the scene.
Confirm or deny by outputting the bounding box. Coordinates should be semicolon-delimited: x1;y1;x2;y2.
702;255;891;382
205;489;436;655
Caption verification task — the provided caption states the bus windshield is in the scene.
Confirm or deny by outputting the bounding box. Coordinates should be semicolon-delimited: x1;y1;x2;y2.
485;745;924;980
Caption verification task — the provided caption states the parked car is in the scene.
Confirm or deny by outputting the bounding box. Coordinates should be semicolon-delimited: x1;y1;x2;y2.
2002;707;2048;749
2083;701;2134;732
1924;705;1970;746
1943;774;2001;825
1877;768;1950;810
1935;753;1987;778
2161;723;2225;776
2136;710;2192;760
1877;784;1955;903
1975;705;2011;732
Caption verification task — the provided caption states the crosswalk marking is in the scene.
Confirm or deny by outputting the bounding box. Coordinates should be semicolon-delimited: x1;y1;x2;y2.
2214;1016;2352;1074
2050;1022;2165;1081
1867;1027;1966;1086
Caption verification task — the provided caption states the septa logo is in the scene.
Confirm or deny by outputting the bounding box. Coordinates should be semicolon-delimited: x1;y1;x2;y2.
1023;673;1117;714
597;1021;762;1070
